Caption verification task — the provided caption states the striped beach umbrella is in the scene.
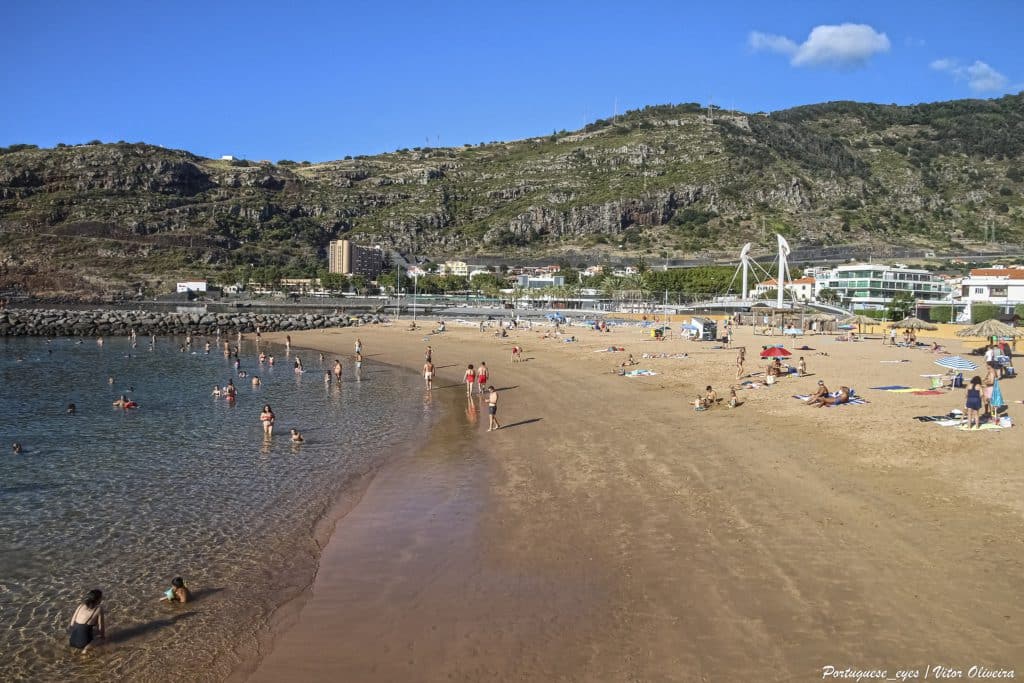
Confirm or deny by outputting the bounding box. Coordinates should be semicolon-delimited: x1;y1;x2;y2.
935;356;978;371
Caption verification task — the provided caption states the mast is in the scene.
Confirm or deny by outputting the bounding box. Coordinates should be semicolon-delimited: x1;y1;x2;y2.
776;234;790;310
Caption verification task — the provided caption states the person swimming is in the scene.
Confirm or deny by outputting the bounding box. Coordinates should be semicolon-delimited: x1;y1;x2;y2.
12;442;23;454
212;386;222;397
159;576;191;604
290;428;304;443
67;403;76;414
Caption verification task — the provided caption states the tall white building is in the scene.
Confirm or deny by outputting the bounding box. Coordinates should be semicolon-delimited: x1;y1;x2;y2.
814;264;950;310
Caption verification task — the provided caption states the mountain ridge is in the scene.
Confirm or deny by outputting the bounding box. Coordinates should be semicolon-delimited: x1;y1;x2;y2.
1;93;1023;298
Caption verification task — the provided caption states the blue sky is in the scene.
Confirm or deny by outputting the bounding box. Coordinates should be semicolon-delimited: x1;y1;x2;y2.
3;0;1022;162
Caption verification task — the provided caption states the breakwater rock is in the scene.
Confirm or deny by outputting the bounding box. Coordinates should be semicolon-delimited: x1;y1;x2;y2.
0;309;386;337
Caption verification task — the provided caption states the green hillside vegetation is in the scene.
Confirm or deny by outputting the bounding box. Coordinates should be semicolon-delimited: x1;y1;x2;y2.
1;93;1023;298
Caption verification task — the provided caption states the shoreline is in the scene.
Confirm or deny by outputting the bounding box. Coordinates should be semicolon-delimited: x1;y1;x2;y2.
243;322;1023;680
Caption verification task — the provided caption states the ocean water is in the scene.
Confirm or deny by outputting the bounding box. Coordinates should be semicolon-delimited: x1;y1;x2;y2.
0;335;430;682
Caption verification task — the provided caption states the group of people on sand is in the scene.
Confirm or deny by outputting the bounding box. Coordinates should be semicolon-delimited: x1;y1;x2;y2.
692;385;739;411
67;577;191;654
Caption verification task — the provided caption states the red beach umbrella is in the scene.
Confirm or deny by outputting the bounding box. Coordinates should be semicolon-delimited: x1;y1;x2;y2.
760;347;792;358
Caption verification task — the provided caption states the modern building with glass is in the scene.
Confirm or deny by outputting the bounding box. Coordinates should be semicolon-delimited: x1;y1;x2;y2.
814;264;951;310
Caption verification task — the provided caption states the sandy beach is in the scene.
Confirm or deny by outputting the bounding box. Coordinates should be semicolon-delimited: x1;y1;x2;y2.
244;320;1023;682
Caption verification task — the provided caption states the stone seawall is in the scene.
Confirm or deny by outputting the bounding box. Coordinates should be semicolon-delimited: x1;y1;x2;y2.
0;309;383;337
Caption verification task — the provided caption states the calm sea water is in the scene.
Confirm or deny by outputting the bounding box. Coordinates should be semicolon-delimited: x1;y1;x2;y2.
0;335;430;682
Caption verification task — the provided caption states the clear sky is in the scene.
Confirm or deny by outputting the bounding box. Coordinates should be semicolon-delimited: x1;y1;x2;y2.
3;0;1022;162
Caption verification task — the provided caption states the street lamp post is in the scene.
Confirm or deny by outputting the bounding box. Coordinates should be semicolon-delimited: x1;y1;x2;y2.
413;273;418;326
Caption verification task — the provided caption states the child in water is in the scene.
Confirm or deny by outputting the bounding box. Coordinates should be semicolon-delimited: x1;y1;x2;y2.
290;428;304;443
159;577;191;603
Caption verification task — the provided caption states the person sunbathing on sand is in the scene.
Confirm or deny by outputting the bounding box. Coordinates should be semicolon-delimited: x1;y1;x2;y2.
692;395;706;411
809;386;850;408
806;380;829;405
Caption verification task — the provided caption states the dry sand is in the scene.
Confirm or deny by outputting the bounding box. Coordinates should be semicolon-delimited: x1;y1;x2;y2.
244;321;1023;682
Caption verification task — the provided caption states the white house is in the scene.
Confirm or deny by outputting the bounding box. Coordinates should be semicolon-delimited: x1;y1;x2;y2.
220;155;236;161
176;281;208;293
440;261;469;276
751;277;816;301
958;267;1024;318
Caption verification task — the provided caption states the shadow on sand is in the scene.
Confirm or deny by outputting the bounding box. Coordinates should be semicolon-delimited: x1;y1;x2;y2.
500;418;542;429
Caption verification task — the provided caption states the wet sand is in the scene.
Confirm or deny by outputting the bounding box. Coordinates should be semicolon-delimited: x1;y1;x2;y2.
247;322;1023;681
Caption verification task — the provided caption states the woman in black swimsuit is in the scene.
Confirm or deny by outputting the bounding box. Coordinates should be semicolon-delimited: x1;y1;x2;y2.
69;589;105;652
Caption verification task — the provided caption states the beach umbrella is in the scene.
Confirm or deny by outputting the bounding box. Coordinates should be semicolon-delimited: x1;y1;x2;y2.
955;319;1023;339
891;316;938;331
935;356;978;371
841;313;880;332
760;347;792;358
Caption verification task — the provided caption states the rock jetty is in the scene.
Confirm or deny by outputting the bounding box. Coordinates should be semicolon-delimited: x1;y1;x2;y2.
0;309;385;337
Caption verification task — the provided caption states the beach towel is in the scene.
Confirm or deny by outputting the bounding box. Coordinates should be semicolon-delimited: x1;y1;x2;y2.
991;379;1005;408
870;385;910;391
911;390;945;396
958;423;1009;431
625;369;657;377
880;360;911;364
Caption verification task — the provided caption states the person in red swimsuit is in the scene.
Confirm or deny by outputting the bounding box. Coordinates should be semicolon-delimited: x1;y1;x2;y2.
475;362;489;395
464;364;475;396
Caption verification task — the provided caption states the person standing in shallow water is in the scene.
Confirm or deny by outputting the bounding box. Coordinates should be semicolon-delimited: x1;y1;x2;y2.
68;589;105;652
464;364;475;396
260;404;275;437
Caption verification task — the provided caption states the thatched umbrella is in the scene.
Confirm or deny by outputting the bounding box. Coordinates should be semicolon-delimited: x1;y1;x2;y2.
841;313;880;333
891;316;938;331
955;319;1023;339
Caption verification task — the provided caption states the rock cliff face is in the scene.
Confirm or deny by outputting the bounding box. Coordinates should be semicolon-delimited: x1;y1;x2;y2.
2;94;1024;298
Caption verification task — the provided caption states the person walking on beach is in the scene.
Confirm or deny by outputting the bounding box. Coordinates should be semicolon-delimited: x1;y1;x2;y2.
735;347;745;380
487;385;501;431
464;364;475;396
260;404;275;437
333;359;343;381
68;589;105;653
476;362;489;395
425;346;432;364
423;360;435;389
797;356;807;377
355;351;363;380
355;338;362;355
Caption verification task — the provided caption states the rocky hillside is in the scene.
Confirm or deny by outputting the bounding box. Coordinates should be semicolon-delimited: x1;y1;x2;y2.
2;94;1023;298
